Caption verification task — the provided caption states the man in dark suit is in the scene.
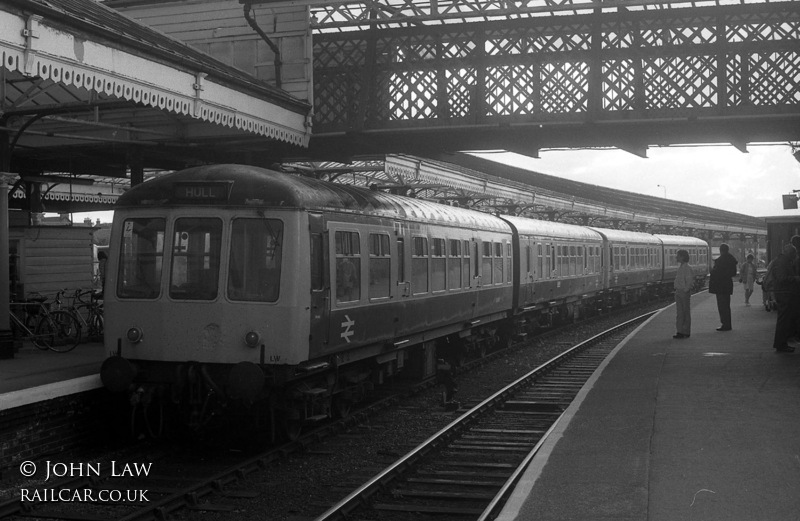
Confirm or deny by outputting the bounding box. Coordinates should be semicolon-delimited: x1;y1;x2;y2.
708;243;738;331
773;243;800;352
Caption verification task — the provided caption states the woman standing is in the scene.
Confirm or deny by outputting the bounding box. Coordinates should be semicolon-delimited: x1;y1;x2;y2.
673;249;693;339
740;253;757;306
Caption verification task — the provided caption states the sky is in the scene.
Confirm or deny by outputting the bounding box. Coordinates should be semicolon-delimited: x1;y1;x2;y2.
472;143;800;219
69;143;800;224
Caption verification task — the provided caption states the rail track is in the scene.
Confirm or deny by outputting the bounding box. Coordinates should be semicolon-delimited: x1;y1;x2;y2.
0;307;659;521
313;311;656;521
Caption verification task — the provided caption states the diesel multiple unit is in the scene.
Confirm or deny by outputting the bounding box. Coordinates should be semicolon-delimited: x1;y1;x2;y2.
100;165;709;439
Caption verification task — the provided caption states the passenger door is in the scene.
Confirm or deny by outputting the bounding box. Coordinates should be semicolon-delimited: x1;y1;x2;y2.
308;213;330;349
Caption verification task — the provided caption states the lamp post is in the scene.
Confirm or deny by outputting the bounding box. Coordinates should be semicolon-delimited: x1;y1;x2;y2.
657;184;667;198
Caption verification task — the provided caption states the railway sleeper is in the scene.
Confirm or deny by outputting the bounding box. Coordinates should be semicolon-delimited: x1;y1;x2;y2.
373;503;485;515
503;400;565;412
406;477;508;487
416;469;512;479
391;488;498;500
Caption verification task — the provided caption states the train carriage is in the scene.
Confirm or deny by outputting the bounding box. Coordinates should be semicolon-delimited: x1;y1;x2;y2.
588;228;664;301
655;234;710;289
101;165;514;436
501;215;605;322
100;164;712;440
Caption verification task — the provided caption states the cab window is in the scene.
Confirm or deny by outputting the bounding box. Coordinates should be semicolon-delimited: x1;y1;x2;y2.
228;218;283;302
118;218;166;299
170;218;223;300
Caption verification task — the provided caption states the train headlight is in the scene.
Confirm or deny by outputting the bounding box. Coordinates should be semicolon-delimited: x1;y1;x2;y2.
244;331;260;348
126;327;144;343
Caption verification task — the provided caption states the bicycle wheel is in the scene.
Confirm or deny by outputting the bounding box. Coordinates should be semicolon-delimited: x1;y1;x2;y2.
37;311;82;353
29;314;52;350
89;313;104;341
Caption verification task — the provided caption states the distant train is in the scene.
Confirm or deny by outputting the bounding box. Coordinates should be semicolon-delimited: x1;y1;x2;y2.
100;164;709;439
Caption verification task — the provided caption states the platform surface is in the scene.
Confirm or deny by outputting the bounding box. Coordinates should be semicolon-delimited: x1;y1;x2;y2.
0;341;106;410
498;290;800;521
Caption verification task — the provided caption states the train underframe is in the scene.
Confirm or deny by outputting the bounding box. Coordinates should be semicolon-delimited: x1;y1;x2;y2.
116;277;704;441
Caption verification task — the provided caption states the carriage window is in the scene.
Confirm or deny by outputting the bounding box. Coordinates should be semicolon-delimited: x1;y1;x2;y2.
335;231;361;303
506;243;512;282
494;242;503;284
369;233;391;299
118;218;166;299
537;244;544;280
569;245;577;276
463;240;471;288
431;238;446;292
170;218;223;300
448;239;462;290
228;218;283;302
412;236;428;294
526;245;533;276
483;242;493;284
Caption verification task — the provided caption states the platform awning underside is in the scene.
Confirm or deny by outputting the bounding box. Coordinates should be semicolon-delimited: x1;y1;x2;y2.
1;6;311;181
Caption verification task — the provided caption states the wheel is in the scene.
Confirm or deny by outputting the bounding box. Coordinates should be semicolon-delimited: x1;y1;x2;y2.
37;311;81;352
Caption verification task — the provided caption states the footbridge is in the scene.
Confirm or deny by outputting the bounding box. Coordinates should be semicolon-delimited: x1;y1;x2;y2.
293;0;800;158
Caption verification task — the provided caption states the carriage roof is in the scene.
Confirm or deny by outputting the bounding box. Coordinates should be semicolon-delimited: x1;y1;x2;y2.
116;164;511;233
653;235;709;247
588;227;663;245
501;215;604;241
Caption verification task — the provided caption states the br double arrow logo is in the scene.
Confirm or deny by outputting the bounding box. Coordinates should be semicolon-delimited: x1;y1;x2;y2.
340;315;355;343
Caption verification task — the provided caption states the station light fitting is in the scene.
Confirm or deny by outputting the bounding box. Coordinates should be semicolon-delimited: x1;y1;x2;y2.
783;190;800;210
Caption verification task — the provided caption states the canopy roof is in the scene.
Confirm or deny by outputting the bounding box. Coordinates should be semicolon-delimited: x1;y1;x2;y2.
1;0;312;179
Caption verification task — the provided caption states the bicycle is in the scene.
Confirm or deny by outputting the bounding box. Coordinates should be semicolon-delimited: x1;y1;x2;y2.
69;289;104;342
9;290;81;352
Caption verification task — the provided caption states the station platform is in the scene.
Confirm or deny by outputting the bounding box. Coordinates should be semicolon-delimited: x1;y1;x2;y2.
498;290;799;521
0;341;106;411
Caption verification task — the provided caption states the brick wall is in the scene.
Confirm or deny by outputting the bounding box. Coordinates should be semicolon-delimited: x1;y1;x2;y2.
0;390;126;480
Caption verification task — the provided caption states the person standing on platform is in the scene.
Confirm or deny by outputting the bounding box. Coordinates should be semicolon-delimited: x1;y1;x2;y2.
772;243;800;352
791;235;800;343
708;243;738;331
673;249;693;339
739;253;758;306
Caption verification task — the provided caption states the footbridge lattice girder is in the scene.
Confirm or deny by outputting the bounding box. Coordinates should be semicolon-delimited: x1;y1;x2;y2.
304;1;800;156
